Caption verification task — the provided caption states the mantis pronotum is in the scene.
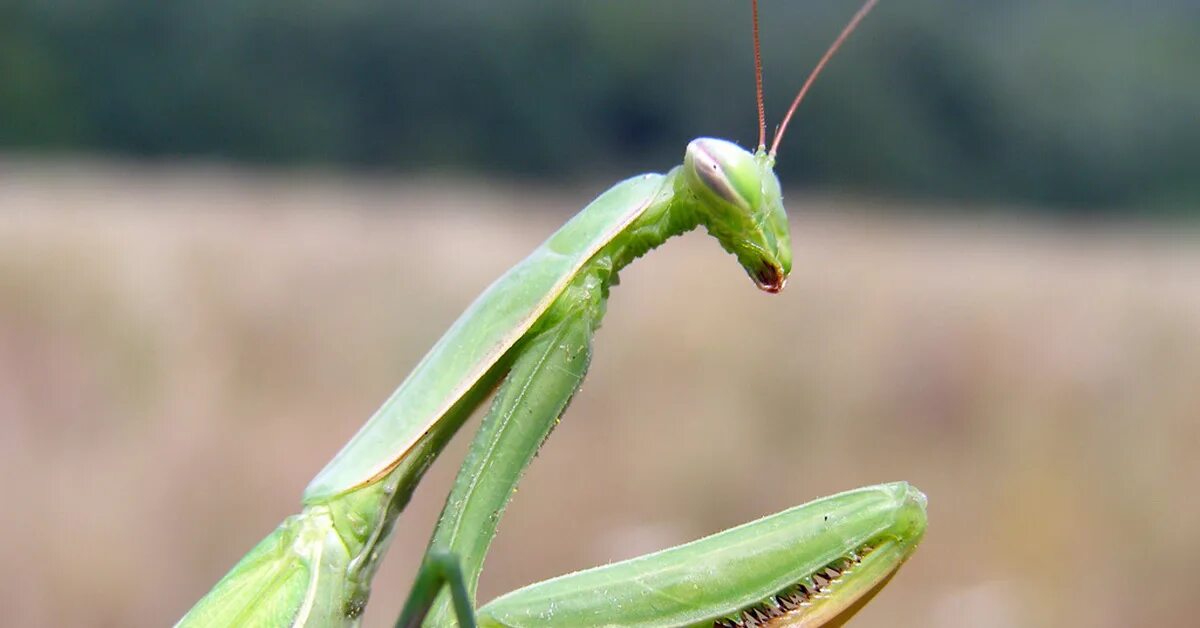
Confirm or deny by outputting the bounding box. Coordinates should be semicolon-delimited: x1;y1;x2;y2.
178;1;925;626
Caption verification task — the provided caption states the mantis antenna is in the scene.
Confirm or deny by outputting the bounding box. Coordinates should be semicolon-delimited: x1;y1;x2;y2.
766;0;881;157
752;0;767;150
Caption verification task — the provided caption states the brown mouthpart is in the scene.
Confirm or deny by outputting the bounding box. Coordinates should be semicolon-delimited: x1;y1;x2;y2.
753;264;787;293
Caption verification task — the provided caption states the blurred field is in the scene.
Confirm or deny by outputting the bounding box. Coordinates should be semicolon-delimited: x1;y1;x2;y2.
1;161;1198;627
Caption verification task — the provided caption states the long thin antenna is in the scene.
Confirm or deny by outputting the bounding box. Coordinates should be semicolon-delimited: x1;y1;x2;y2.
752;0;766;150
769;0;879;157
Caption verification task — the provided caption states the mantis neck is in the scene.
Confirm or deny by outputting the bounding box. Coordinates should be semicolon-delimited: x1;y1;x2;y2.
596;166;703;277
546;166;703;321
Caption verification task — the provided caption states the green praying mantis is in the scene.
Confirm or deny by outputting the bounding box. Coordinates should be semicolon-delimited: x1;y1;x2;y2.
177;1;927;626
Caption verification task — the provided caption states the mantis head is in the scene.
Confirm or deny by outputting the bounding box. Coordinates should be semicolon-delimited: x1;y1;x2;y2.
684;0;880;295
684;137;792;293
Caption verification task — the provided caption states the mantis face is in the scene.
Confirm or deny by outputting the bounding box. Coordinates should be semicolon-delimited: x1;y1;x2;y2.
684;137;793;293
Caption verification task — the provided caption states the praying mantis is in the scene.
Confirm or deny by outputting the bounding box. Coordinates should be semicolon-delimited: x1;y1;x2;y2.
177;1;926;626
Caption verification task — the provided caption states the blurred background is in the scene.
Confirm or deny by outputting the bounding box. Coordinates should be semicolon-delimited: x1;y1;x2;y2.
1;1;1198;626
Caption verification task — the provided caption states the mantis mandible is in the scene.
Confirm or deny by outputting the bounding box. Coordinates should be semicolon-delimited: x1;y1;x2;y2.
178;1;926;626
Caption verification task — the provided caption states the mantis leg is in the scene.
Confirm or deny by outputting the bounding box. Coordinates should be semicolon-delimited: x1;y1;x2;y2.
396;551;477;628
396;483;927;628
414;287;598;627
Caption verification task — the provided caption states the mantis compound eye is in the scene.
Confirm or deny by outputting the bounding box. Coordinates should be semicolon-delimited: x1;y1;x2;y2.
684;137;763;211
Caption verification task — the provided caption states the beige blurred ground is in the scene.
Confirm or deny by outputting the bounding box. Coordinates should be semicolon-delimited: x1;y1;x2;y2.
1;160;1198;627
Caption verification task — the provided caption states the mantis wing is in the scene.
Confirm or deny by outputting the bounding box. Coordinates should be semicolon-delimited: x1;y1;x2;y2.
305;174;665;500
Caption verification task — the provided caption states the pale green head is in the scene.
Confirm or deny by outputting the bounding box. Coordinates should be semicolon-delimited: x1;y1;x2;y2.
684;137;792;293
679;0;881;295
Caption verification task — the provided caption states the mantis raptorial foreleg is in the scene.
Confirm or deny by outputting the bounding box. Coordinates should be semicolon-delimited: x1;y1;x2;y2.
421;301;597;624
398;552;478;628
398;483;927;628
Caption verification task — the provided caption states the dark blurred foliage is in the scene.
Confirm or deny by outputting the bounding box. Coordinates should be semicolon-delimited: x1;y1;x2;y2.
1;0;1198;215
